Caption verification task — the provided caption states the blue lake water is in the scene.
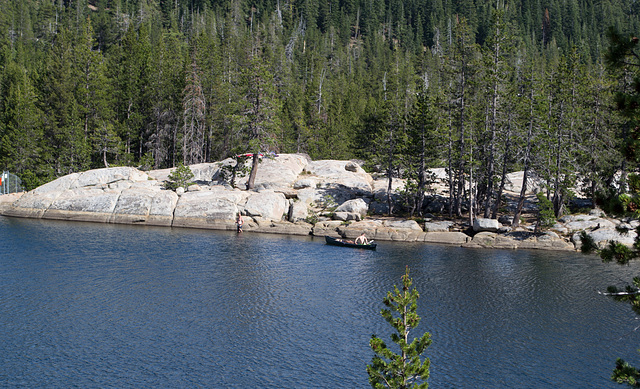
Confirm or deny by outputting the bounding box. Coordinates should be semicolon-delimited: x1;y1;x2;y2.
1;216;640;388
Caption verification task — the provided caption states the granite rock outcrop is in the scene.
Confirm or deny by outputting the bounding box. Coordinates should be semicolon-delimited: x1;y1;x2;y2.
1;154;636;252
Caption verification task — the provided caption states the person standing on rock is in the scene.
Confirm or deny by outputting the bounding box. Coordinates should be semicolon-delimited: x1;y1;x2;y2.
355;232;369;245
236;213;244;233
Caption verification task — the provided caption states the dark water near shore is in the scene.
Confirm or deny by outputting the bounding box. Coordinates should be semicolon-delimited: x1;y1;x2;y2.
2;216;640;388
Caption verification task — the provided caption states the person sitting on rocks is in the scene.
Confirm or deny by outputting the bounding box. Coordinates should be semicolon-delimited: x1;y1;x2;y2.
355;232;369;245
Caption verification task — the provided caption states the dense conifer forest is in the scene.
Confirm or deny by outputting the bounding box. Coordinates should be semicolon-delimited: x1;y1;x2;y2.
1;0;639;219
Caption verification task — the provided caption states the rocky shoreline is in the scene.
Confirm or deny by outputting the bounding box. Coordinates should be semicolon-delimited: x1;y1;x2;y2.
0;154;635;252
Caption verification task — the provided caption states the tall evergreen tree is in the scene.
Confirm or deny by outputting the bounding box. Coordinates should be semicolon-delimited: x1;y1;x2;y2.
75;17;116;168
181;55;207;165
445;16;478;222
113;22;152;164
239;54;281;190
405;88;443;217
512;49;545;228
0;61;44;181
40;26;90;176
475;6;516;219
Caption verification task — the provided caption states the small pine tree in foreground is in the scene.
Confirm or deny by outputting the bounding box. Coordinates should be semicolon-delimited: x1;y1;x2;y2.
367;267;432;389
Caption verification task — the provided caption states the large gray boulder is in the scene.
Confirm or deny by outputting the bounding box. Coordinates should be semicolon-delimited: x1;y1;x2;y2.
108;187;179;226
288;199;310;222
44;187;121;222
293;177;317;189
74;167;149;188
335;198;368;217
251;221;313;236
465;231;574;251
332;212;360;221
172;191;239;229
215;154;309;190
306;160;373;195
28;167;148;195
110;187;156;224
337;219;424;242
424;221;454;232
244;190;288;221
251;154;309;190
148;189;180;226
572;228;638;249
559;215;615;231
31;173;81;194
423;231;470;245
3;189;62;218
188;163;223;183
384;220;423;231
473;218;502;232
312;220;344;237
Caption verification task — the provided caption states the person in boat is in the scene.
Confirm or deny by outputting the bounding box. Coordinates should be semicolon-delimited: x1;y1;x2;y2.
236;212;244;233
355;232;369;245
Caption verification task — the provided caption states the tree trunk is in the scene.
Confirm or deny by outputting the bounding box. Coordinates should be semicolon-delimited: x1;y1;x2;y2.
386;136;395;216
456;89;466;218
416;127;426;217
246;153;260;190
512;70;536;228
491;124;511;219
468;147;474;227
448;104;454;218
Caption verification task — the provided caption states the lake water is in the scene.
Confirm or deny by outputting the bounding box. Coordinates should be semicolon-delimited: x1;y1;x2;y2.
1;216;640;388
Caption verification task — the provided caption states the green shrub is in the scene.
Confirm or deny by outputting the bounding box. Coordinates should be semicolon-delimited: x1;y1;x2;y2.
579;231;598;254
19;170;42;191
305;210;319;225
601;241;635;264
165;163;194;191
536;192;556;228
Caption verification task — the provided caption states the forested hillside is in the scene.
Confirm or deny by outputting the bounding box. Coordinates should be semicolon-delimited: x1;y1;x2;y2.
1;0;639;219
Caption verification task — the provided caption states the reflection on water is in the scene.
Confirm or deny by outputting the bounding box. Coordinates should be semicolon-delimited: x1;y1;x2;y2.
1;217;640;388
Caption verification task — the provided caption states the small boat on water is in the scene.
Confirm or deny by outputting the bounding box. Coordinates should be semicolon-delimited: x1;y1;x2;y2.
325;235;377;250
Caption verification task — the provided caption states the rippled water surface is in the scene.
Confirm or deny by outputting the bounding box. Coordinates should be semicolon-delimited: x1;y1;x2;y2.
2;216;640;388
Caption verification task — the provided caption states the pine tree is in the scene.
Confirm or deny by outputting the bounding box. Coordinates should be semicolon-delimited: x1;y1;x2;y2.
0;60;44;179
576;64;622;205
367;267;432;389
548;49;584;217
405;89;443;217
193;27;224;162
181;55;206;165
239;54;281;190
512;49;544;228
144;30;185;169
40;26;90;176
113;22;152;165
475;6;516;219
592;30;640;386
74;17;116;168
445;16;478;221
